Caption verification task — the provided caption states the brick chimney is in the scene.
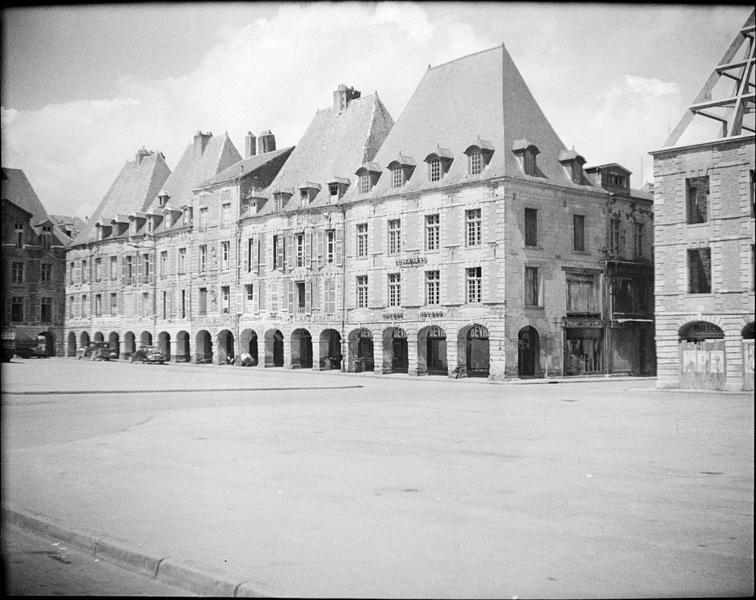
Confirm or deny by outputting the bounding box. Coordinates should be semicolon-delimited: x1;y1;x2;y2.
245;131;257;158
257;130;276;154
194;130;212;158
135;147;151;166
333;84;361;115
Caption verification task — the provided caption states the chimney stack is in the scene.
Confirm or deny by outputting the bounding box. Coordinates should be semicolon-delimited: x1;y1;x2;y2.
194;130;212;158
257;130;276;154
245;131;257;158
135;147;150;166
332;83;361;115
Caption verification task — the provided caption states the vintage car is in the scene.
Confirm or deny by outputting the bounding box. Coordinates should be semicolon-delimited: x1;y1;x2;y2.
90;341;113;361
129;345;166;364
14;332;49;359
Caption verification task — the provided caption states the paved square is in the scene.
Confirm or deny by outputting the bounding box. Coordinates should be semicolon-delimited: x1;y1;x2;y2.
2;358;753;597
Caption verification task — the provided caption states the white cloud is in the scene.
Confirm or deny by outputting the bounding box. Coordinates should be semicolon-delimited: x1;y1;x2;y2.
1;2;494;217
606;75;680;99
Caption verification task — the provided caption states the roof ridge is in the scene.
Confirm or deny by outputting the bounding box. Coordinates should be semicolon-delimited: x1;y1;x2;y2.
428;43;504;72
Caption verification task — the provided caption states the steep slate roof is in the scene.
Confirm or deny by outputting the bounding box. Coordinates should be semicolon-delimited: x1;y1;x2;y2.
197;146;295;189
1;167;49;226
343;44;591;202
71;151;171;246
258;93;394;214
149;132;241;212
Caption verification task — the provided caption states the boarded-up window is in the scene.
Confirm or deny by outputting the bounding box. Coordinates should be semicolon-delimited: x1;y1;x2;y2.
524;267;540;307
688;248;711;293
567;273;599;314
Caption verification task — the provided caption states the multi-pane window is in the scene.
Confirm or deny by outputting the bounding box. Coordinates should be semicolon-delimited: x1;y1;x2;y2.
388;273;401;307
221;203;231;227
324;278;337;314
68;296;74;319
81;295;88;318
356;223;368;257
326;229;336;264
41;226;52;249
41;263;52;283
686;176;709;224
14;224;23;248
221;241;230;270
125;256;133;284
425;270;440;305
11;296;23;321
272;235;280;270
95;258;102;282
466;267;482;303
391;166;405;188
468;151;482;175
110;256;118;280
388;219;401;255
750;170;755;218
110;293;117;316
141;292;150;316
41;297;52;323
688;248;712;294
12;262;23;284
221;286;230;313
245;284;254;312
429;158;441;182
162;291;167;319
296;233;305;267
634;222;644;258
524;208;538;247
199;245;207;271
573;215;585;251
524;266;541;307
142;253;150;283
81;260;88;283
356;275;368;308
69;262;75;284
296;281;306;311
466;209;482;247
178;248;186;274
95;294;102;316
199;207;208;229
567;273;599;314
180;289;187;319
359;174;371;194
247;238;254;272
160;251;167;277
610;218;621;254
199;288;208;315
425;214;440;250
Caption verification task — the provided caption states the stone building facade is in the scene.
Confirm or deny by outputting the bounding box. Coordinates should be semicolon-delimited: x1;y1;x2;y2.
63;45;659;380
650;10;755;391
2;168;78;357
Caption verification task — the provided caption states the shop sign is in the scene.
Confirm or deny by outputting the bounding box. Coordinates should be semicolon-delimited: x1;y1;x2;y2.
468;324;489;340
357;328;372;339
420;310;444;319
382;311;405;320
563;317;604;328
391;329;407;339
427;325;446;339
396;256;427;267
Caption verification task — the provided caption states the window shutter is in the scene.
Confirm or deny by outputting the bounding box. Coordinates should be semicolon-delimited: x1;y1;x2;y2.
305;230;312;269
136;254;142;285
252;236;260;275
275;236;283;270
287;278;294;313
335;227;344;266
317;229;325;267
286;235;294;272
305;279;312;313
244;238;250;273
149;254;155;284
311;277;320;310
257;280;265;311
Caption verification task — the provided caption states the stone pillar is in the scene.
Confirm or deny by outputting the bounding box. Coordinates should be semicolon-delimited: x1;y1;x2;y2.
170;339;179;362
407;328;419;376
446;331;458;376
373;333;384;374
311;337;321;370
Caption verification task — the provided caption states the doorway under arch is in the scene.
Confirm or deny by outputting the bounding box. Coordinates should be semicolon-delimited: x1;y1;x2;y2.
679;321;725;390
319;329;342;370
67;331;77;357
108;331;120;358
158;331;171;361
291;329;313;369
459;324;490;377
37;331;55;356
518;326;540;377
176;330;190;362
80;331;90;348
240;329;259;366
418;325;447;375
264;329;284;367
195;330;213;363
217;329;235;365
140;331;152;347
93;331;104;343
124;331;136;357
382;327;408;374
348;328;374;372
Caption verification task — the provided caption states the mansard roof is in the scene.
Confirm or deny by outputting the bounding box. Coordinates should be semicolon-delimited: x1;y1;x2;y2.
149;132;241;210
258;92;393;214
344;44;590;201
71;150;170;246
196;146;294;190
1;167;49;226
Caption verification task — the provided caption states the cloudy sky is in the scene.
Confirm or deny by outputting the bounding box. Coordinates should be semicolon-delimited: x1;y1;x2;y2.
1;2;751;218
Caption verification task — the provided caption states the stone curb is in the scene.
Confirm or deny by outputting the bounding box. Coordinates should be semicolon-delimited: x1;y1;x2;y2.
2;506;267;597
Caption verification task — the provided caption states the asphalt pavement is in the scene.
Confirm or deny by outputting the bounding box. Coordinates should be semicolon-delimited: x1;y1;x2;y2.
2;358;753;598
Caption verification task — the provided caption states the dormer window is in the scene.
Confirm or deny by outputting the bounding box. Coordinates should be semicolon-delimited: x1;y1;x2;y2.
424;146;453;182
512;139;540;177
355;163;382;194
157;190;169;208
464;137;494;176
387;153;416;189
273;191;292;211
558;149;586;185
327;177;350;201
329;183;338;196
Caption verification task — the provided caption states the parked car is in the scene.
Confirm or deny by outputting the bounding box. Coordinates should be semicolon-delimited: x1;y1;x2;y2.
129;345;166;364
90;341;113;361
15;333;49;359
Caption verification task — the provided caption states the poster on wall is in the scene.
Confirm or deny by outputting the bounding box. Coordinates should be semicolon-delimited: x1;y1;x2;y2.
709;350;724;373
